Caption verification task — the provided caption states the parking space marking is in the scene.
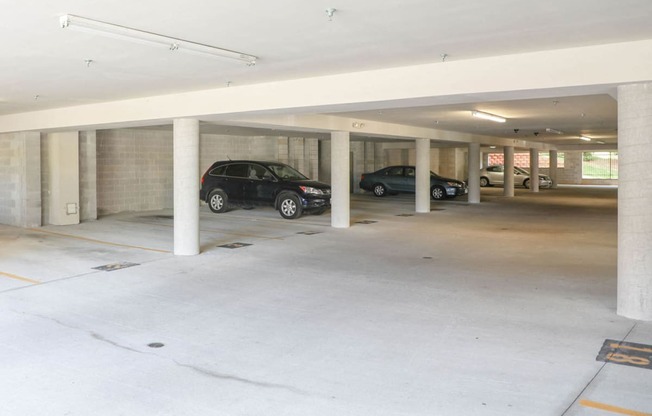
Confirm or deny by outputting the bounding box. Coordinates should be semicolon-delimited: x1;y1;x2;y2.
0;271;41;284
29;228;170;254
597;339;652;370
580;399;652;416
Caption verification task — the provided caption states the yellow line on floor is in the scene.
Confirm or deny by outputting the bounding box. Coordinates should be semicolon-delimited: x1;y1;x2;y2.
0;271;41;284
580;399;652;416
28;228;171;254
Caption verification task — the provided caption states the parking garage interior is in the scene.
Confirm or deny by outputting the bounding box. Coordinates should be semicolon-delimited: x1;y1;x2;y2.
2;2;652;415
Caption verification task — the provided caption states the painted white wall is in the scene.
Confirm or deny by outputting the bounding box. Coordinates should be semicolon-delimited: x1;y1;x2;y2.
47;132;79;225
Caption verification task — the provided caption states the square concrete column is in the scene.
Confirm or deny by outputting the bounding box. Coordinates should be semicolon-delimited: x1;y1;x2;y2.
415;139;431;212
482;151;489;169
503;146;515;197
48;132;80;226
173;119;200;255
549;150;558;188
331;131;350;228
467;143;481;204
618;82;652;321
529;148;539;192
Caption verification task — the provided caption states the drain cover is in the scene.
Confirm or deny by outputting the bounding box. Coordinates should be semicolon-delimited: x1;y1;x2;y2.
355;220;378;224
396;214;414;217
218;242;252;249
148;342;165;348
297;231;322;235
92;262;140;272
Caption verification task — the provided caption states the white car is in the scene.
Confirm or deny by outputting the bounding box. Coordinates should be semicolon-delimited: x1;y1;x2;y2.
480;165;552;188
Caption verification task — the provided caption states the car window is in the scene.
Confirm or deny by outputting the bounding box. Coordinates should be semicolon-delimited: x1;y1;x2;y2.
248;164;268;180
405;167;415;177
209;165;227;176
225;163;249;178
487;166;504;173
266;163;307;180
385;167;404;176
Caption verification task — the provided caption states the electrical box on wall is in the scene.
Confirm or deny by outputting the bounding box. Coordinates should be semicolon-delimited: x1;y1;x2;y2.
66;203;78;215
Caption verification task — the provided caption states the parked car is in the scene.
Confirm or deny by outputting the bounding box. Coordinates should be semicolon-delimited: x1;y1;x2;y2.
480;165;553;188
200;160;331;219
359;165;468;200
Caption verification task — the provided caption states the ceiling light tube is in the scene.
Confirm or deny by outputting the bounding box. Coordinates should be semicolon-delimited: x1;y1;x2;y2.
471;111;506;123
579;136;592;141
59;14;257;65
545;128;564;135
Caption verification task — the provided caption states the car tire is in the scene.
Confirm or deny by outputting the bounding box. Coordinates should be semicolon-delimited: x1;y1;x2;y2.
523;179;530;189
278;193;303;219
431;186;446;200
208;189;228;213
480;177;490;187
373;183;387;197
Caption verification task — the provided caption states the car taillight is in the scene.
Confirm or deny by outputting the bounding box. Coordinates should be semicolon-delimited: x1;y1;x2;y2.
201;175;205;185
361;174;365;180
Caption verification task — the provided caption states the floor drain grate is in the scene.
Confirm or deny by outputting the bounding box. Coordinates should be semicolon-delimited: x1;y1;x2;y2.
430;208;445;211
355;220;378;224
148;342;165;348
396;214;414;217
92;262;140;272
218;242;252;249
297;231;322;235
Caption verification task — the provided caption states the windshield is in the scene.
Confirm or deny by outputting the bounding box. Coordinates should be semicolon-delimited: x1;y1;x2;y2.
514;166;529;175
267;163;308;180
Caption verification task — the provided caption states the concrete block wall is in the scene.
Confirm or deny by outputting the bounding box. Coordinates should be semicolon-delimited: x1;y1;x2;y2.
0;132;41;227
41;134;50;225
79;131;97;221
200;134;280;175
97;129;174;215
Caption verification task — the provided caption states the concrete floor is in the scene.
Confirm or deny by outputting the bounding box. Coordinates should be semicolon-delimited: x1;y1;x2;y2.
1;186;650;415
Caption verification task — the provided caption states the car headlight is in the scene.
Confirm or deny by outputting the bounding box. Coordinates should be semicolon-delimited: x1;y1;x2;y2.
300;186;324;195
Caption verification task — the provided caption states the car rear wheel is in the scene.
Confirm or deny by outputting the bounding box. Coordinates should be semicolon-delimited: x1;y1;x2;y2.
373;183;387;197
480;177;490;187
431;186;446;200
278;193;303;219
208;189;228;213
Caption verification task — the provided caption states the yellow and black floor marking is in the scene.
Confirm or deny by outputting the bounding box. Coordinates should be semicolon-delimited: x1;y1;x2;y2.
596;339;652;370
218;242;252;249
92;262;140;272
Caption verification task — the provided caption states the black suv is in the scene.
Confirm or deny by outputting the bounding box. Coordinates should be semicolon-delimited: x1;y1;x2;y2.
200;160;331;219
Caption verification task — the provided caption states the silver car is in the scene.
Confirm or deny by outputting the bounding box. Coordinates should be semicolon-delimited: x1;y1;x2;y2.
480;165;552;188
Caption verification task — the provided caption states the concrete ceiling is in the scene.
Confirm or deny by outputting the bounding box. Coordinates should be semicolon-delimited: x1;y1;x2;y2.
2;0;651;146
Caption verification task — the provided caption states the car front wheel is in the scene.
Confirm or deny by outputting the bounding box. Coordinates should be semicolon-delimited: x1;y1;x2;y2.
208;189;228;213
523;179;530;189
431;186;446;200
480;177;489;187
278;193;303;219
373;183;387;197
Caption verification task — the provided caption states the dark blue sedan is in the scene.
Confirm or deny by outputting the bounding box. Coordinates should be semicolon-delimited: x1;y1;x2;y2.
359;165;467;200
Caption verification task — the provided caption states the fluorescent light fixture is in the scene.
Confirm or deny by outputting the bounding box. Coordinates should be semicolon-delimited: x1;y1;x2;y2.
545;128;564;135
471;111;506;123
59;14;257;65
579;136;592;141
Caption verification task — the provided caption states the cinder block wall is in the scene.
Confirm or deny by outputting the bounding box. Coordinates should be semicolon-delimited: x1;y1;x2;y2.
0;132;41;227
97;129;174;215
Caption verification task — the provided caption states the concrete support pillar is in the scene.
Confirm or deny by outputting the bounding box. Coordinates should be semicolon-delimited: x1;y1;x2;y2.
618;82;652;320
529;148;540;192
549;150;558;188
467;143;481;204
331;131;350;228
48;132;80;226
173;119;200;255
482;151;489;169
503;146;515;197
415;138;431;213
